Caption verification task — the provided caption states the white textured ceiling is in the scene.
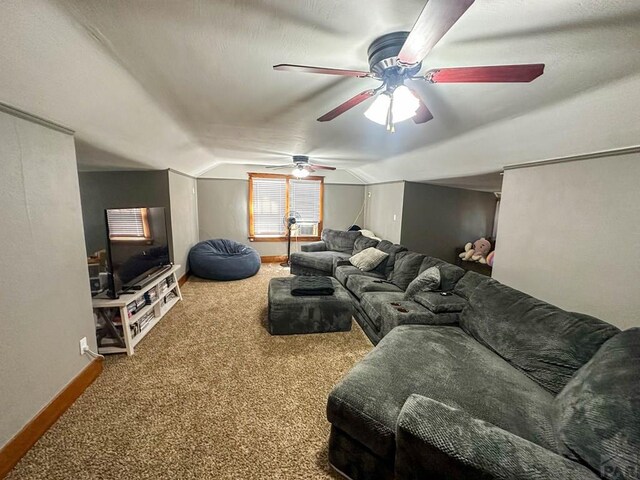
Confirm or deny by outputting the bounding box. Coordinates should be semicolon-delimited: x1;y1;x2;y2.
1;0;639;182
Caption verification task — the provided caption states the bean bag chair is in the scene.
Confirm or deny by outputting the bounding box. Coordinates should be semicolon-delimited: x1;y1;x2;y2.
189;239;260;281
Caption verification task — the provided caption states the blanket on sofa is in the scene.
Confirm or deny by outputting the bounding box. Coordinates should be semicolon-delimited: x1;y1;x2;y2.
290;276;335;296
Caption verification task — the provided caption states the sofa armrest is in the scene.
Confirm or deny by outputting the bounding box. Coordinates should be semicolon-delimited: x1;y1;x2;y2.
396;395;599;480
301;241;327;252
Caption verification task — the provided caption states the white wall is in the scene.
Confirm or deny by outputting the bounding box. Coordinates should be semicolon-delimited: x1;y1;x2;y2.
493;155;640;329
0;109;97;448
197;178;365;256
364;182;405;244
168;171;199;278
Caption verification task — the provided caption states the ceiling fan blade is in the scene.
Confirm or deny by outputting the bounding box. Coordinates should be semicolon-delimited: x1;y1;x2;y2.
410;90;434;124
309;164;337;171
424;64;545;83
398;0;475;66
265;164;293;169
273;64;372;78
317;89;377;122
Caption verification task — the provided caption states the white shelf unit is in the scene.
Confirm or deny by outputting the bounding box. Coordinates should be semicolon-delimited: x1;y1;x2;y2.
92;265;182;356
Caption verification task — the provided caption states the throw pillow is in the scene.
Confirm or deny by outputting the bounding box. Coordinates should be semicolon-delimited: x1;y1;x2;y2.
349;247;389;272
404;266;440;300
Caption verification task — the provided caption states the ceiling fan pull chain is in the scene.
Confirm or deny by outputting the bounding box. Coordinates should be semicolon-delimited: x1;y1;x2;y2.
386;95;395;133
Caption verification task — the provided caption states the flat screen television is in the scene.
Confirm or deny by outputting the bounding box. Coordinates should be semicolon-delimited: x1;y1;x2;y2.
104;207;171;297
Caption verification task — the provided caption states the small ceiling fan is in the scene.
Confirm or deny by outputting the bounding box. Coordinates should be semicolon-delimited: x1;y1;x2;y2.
267;155;336;178
274;0;544;132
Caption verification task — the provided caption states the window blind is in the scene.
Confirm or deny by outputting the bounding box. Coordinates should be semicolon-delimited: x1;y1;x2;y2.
289;179;321;224
252;178;286;236
107;208;147;238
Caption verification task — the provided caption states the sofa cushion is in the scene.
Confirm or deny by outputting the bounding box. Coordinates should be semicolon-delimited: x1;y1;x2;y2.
419;257;465;291
322;229;361;254
346;275;402;300
413;291;466;313
374;240;408;276
327;325;558;460
460;281;621;394
352;235;380;255
453;271;492;300
290;251;351;274
388;252;425;290
335;265;384;287
555;328;640;477
405;267;440;300
359;292;405;330
350;247;389;272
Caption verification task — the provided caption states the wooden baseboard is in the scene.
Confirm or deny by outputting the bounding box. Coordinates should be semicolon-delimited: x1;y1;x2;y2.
0;359;103;479
178;271;190;287
261;255;288;263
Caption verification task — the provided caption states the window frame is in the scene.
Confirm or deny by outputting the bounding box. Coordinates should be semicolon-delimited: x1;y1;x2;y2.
248;172;324;242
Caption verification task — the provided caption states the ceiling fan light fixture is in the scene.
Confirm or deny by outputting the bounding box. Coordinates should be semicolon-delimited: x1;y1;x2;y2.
364;93;391;125
292;165;309;178
391;85;420;122
364;86;420;126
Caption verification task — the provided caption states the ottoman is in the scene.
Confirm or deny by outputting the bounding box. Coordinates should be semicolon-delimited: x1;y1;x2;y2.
268;277;354;335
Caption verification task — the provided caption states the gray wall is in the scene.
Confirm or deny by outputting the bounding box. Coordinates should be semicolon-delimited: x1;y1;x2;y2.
168;171;198;278
400;182;497;263
493;156;640;329
0;109;96;448
364;182;405;244
78;170;171;256
197;179;365;256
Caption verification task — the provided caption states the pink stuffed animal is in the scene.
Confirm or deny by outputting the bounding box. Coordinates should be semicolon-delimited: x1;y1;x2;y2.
459;237;492;264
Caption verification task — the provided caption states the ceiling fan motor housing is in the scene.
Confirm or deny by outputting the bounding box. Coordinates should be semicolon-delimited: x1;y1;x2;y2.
368;32;422;78
292;155;310;164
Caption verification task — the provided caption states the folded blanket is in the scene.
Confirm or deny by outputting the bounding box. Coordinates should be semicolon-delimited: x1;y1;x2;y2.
291;276;335;296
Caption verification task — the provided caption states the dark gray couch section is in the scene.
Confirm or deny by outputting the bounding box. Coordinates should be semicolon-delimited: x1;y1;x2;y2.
555;327;640;477
322;228;362;253
328;325;558;462
290;250;350;276
461;280;620;394
334;265;384;287
395;395;599;480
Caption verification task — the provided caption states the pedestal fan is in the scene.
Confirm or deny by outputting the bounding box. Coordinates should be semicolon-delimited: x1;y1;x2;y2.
281;211;302;267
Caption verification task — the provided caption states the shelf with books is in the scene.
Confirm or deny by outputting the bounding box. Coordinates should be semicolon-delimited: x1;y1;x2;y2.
92;264;182;356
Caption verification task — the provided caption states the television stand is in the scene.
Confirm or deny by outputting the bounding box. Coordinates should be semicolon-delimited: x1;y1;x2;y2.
92;264;182;356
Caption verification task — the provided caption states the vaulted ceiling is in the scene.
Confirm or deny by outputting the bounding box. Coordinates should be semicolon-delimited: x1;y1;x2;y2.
1;0;639;183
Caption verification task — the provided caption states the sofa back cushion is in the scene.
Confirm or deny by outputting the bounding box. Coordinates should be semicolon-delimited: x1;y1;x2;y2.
389;251;425;290
321;229;361;253
419;257;465;292
352;235;380;255
554;328;640;479
460;280;620;394
453;271;492;300
374;240;408;276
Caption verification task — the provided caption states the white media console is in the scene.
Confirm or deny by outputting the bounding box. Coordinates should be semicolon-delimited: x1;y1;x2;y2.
92;264;182;356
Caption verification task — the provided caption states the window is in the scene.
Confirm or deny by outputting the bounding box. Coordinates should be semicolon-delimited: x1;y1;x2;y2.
248;173;324;241
106;208;152;242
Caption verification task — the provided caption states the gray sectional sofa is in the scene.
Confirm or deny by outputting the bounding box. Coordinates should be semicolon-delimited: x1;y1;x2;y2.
291;229;639;480
328;277;639;480
291;229;469;344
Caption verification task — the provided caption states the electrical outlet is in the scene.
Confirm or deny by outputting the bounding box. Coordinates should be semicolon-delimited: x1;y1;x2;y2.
79;337;89;355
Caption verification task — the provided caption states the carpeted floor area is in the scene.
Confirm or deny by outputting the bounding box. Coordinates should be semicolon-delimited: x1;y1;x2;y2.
8;264;372;479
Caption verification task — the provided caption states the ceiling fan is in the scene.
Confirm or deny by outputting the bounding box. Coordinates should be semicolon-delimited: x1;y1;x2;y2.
274;0;544;132
266;155;336;178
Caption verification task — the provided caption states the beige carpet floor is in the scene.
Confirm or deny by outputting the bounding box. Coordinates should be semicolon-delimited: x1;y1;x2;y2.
8;264;372;479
